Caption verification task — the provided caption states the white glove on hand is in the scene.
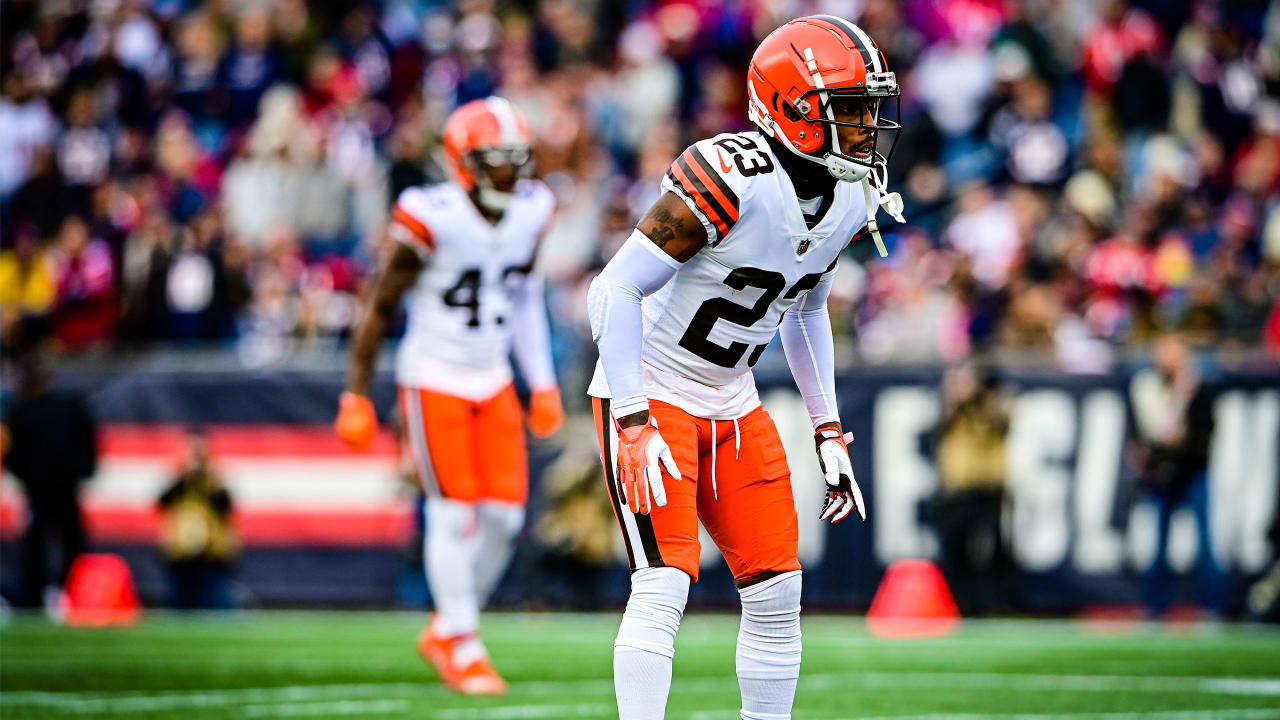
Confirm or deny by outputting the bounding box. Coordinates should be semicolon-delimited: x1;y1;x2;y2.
616;420;682;515
816;428;867;523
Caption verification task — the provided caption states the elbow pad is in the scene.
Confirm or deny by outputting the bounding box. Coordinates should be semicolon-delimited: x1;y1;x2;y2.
588;273;611;343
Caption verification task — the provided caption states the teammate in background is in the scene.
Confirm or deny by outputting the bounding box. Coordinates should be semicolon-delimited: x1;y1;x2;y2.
335;97;563;695
587;17;903;720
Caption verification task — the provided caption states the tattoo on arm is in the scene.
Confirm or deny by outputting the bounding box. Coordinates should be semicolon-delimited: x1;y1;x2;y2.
636;192;707;262
643;207;683;248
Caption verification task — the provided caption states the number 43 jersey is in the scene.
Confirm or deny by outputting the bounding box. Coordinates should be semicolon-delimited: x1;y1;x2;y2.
390;178;555;399
589;131;870;419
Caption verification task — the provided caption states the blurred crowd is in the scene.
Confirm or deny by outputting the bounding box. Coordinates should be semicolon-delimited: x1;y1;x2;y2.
2;0;1279;375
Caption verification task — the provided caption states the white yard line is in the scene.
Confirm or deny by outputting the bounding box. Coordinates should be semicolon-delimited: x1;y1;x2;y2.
241;699;410;718
433;704;613;719
824;711;1280;720
796;672;1280;697
3;671;1278;714
0;684;428;714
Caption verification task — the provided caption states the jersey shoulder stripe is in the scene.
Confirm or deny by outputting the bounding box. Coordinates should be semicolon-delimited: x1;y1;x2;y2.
678;147;740;224
665;144;741;244
390;186;437;251
392;203;434;248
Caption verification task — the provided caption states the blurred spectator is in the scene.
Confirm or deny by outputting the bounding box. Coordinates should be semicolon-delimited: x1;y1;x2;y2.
989;75;1070;185
1128;333;1222;617
49;215;116;351
0;71;58;200
1;354;97;609
157;428;238;610
219;5;283;129
1080;0;1165;98
932;364;1010;615
0;223;56;350
533;438;616;611
1245;472;1280;622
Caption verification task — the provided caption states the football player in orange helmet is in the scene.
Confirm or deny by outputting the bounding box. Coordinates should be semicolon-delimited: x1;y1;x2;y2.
338;97;562;695
586;17;903;720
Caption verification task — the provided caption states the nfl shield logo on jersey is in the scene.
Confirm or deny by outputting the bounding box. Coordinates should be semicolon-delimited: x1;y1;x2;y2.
791;232;824;261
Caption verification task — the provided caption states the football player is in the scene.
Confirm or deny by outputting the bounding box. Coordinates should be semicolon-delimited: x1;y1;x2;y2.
336;97;562;695
587;17;904;720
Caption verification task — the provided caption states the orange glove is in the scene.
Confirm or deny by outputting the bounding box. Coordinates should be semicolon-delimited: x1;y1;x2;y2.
335;392;378;451
527;387;564;438
614;421;681;515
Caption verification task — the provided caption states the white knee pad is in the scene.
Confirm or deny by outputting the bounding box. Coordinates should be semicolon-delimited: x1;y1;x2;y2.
473;501;525;603
426;497;474;538
477;501;525;540
737;571;802;720
737;570;802;677
615;566;690;658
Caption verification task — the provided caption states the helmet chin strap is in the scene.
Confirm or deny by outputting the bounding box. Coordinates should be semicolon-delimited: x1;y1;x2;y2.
859;166;905;258
774;129;905;260
475;184;513;214
777;126;905;259
821;153;872;182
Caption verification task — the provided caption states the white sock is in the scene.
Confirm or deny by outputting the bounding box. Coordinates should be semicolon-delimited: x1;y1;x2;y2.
425;498;480;637
737;571;802;720
473;501;525;603
615;567;690;720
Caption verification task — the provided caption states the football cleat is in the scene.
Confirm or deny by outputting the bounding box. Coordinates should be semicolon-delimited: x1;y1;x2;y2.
416;617;462;688
456;656;508;696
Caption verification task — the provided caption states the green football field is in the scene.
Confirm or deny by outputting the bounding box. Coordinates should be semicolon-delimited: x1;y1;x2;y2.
2;612;1278;719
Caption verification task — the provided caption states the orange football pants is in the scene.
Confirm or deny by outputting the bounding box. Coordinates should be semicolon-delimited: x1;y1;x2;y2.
592;397;800;583
399;384;527;504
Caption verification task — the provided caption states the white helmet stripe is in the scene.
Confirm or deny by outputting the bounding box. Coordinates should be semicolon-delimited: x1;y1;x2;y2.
803;47;825;89
805;47;842;156
484;96;520;146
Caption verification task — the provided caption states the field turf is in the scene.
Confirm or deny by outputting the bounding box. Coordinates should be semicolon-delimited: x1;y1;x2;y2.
2;612;1279;719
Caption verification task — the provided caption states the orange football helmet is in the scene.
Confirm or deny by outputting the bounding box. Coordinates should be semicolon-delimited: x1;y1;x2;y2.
748;16;900;185
441;97;534;212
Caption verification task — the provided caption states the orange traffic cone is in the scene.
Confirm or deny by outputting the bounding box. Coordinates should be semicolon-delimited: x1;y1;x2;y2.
62;553;141;627
866;559;959;637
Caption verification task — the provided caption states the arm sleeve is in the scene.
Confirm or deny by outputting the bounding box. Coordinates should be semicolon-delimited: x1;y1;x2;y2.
510;272;558;391
587;230;683;418
779;272;840;428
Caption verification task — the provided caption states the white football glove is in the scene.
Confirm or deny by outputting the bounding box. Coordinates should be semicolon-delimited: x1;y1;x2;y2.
816;428;866;523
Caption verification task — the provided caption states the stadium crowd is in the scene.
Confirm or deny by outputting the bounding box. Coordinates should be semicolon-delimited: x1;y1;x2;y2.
2;0;1279;378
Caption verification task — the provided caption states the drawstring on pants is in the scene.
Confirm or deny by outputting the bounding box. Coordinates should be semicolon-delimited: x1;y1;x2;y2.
707;418;742;501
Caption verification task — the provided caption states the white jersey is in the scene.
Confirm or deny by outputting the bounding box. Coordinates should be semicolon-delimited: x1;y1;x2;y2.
588;132;870;418
391;178;556;400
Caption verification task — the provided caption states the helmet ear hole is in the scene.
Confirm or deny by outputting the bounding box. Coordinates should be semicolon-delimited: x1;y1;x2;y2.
782;102;804;123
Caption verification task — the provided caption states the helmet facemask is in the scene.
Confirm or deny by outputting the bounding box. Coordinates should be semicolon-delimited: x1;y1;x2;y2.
792;70;900;187
466;144;533;213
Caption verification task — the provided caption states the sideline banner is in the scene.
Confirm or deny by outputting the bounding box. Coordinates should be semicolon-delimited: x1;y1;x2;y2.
2;367;1274;609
